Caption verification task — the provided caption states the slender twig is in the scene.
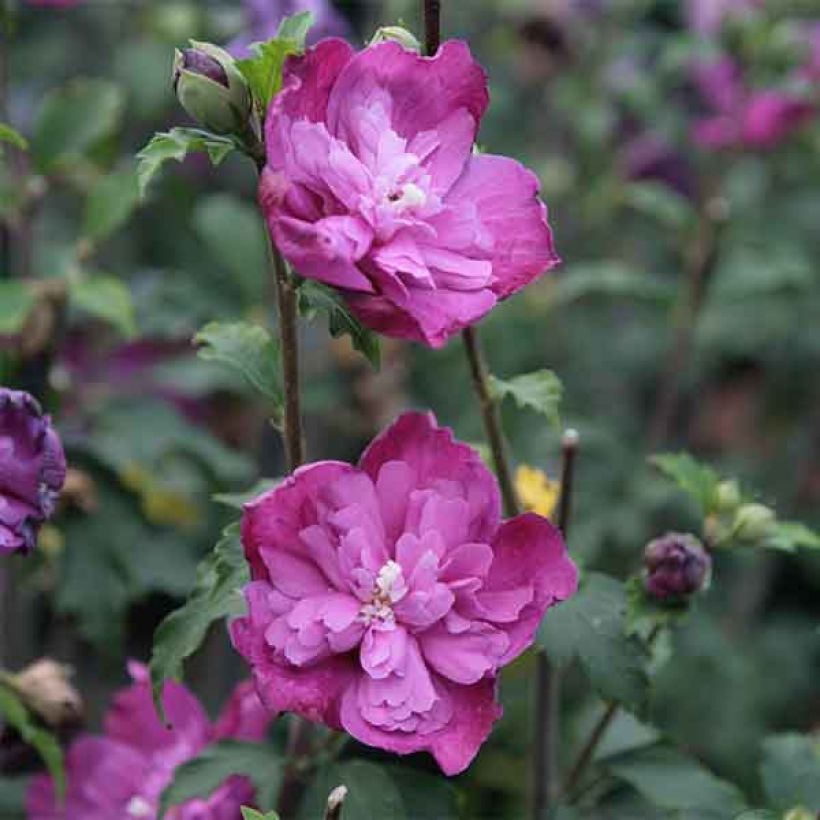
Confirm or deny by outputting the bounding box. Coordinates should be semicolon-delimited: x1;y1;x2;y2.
324;785;348;820
462;326;520;517
647;197;726;450
533;430;579;819
422;0;441;55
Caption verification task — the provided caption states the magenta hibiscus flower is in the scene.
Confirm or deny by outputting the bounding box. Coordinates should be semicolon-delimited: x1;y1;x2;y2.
258;39;559;348
230;412;577;774
27;663;272;819
0;388;66;555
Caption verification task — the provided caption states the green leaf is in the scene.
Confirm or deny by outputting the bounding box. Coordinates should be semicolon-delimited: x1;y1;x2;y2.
241;809;280;820
551;262;675;307
159;740;281;817
136;128;236;196
82;165;140;242
623;181;696;230
538;573;649;711
213;478;278;510
0;281;35;334
604;745;748;818
192;195;269;302
388;766;459;820
237;13;313;108
32;79;124;171
299;760;405;820
760;521;820;553
0;776;29;819
149;523;249;717
298;280;381;368
488;370;563;428
194;321;281;405
0;685;65;801
759;733;820;811
650;452;720;514
0;122;27;151
69;275;137;337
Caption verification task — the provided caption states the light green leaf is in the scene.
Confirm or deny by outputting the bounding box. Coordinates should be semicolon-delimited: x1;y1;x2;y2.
650;452;720;514
159;739;281;818
149;523;249;717
32;79;124;171
623;181;696;230
213;478;278;510
538;573;649;711
0;123;28;151
241;809;280;820
488;369;563;428
0;685;65;801
82;165;140;242
136;128;236;196
237;12;313;108
760;521;820;553
0;281;35;334
69;275;137;337
605;745;748;818
194;321;281;405
299;761;405;820
760;733;820;811
298;280;381;368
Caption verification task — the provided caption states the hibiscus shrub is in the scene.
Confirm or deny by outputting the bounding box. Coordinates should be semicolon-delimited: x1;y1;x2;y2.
1;2;819;820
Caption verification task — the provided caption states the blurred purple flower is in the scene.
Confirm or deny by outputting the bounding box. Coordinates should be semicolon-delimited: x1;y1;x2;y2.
0;388;66;555
643;532;711;601
622;132;694;198
684;0;760;35
227;0;350;58
692;57;814;150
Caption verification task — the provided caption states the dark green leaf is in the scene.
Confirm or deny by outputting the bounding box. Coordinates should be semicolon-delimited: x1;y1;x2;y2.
32;79;124;171
0;685;64;800
69;275;137;337
0;281;35;334
136;128;235;196
488;370;563;428
0;123;27;151
388;766;459;820
650;452;720;514
605;745;747;818
159;739;281;817
213;478;278;510
149;523;249;716
299;760;405;820
237;13;313;108
194;321;281;405
82;165;140;242
759;733;820;811
538;573;649;711
298;280;381;368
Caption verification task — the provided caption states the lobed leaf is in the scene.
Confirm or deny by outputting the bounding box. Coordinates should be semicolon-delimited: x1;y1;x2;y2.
0;123;28;151
149;523;249;717
82;165;140;242
0;282;35;335
69;275;137;338
650;452;719;514
759;733;820;812
488;369;563;428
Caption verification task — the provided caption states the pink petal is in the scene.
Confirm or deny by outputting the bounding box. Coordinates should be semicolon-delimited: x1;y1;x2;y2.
326;40;488;148
213;680;272;742
437;153;559;300
420;621;509;684
360;624;409;679
484;514;578;664
358;411;501;543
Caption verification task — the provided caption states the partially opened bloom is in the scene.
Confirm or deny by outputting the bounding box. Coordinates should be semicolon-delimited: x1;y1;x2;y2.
27;662;272;819
231;412;577;774
0;388;66;555
258;39;559;347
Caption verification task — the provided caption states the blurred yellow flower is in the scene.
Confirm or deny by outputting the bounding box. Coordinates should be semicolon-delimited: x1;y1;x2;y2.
515;465;560;519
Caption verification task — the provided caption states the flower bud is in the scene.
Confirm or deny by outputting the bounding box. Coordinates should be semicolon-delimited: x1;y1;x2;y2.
714;480;741;513
6;659;83;728
0;388;66;555
643;532;711;601
369;25;422;52
173;41;251;135
734;503;776;542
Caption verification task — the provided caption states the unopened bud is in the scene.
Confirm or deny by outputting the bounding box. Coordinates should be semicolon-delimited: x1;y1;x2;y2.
369;26;421;51
734;503;776;542
643;532;711;601
173;41;251;135
714;480;741;513
7;659;83;728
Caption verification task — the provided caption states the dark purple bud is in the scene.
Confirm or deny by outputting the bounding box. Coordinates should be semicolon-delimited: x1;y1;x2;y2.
643;532;711;601
0;388;66;555
175;48;230;90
